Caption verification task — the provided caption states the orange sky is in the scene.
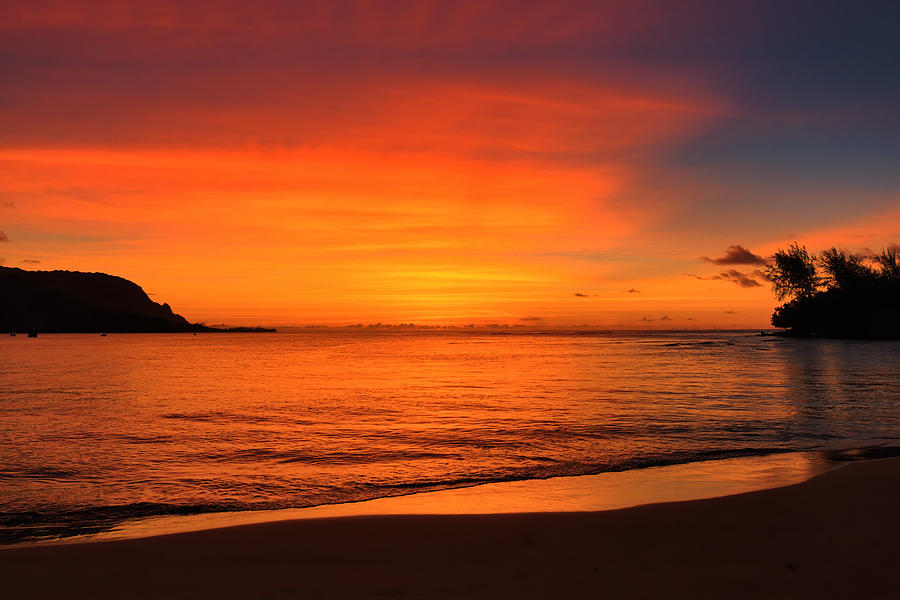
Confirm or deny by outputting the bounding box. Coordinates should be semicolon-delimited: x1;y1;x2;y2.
2;2;899;328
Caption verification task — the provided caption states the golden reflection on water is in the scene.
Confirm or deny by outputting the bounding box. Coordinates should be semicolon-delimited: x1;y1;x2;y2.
1;331;898;544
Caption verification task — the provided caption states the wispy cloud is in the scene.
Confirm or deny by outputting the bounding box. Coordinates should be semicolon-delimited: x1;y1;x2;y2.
688;269;766;288
716;270;762;288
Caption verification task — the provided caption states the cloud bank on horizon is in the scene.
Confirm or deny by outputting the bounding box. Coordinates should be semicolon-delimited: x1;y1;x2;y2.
1;1;898;327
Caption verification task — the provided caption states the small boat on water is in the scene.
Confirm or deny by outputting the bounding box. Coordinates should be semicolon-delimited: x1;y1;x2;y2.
27;331;37;338
100;333;107;337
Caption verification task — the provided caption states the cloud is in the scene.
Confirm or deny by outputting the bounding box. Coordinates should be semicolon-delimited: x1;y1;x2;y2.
627;288;640;293
700;245;766;265
520;316;544;322
22;259;40;264
688;269;765;288
751;268;771;282
574;292;589;297
724;310;736;314
1;201;13;209
858;242;900;259
0;230;7;242
639;314;671;322
716;269;762;287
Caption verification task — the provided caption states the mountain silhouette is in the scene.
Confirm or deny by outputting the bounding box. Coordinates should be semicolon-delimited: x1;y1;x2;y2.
0;266;273;333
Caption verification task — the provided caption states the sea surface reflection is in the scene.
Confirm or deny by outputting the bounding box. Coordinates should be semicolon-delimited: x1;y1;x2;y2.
1;330;898;543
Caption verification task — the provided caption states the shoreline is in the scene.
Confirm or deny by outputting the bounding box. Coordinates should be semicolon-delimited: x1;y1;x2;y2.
2;450;858;547
2;456;897;598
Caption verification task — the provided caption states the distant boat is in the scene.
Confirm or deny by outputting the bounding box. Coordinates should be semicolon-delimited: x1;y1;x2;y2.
27;331;37;338
100;333;107;337
9;333;15;336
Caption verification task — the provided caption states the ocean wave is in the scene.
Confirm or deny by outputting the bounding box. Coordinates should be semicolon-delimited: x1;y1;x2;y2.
192;448;463;465
659;340;735;347
365;446;805;491
0;501;247;545
0;467;80;481
0;445;811;546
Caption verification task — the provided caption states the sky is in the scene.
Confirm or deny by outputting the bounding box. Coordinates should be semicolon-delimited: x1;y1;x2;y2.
2;1;899;328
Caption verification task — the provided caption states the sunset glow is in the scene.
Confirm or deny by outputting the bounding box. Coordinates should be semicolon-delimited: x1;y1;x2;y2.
2;1;898;327
3;4;900;592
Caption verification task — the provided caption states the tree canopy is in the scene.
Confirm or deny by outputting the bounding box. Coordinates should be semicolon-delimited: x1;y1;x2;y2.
767;244;900;339
764;243;818;301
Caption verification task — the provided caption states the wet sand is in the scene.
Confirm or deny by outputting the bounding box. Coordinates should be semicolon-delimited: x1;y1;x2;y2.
2;457;898;599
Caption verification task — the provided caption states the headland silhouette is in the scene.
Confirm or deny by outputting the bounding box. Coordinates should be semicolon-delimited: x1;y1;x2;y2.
0;266;274;334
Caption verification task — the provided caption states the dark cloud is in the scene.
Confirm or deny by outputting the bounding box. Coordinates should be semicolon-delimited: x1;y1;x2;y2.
700;245;766;265
660;315;672;321
752;268;772;282
858;243;900;259
641;316;654;322
22;259;40;264
574;292;589;297
0;230;7;242
843;247;883;260
724;310;736;314
715;269;762;287
867;242;900;253
627;288;640;293
1;201;13;209
688;269;765;288
520;316;544;322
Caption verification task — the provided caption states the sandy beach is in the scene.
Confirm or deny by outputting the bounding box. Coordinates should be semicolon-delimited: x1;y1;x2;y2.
2;457;897;599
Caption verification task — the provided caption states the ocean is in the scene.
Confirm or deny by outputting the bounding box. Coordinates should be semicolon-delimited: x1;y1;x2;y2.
1;330;898;544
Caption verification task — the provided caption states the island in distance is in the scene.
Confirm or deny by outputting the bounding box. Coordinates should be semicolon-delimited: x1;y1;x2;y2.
0;266;274;334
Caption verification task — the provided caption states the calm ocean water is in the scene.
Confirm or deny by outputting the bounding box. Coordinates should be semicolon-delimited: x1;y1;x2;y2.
1;330;899;544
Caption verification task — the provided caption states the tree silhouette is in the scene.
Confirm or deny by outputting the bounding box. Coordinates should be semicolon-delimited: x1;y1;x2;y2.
764;243;818;301
818;247;874;291
873;248;900;280
767;243;900;338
